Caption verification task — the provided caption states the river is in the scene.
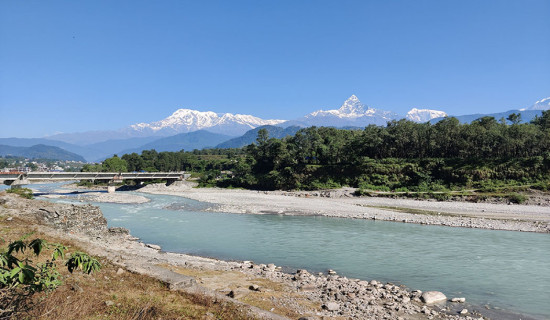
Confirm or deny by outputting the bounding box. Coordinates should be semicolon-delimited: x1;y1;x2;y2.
25;183;550;319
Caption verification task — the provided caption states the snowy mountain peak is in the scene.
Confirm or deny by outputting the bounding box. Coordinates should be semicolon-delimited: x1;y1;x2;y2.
521;97;550;111
338;95;367;114
406;108;448;122
129;108;285;136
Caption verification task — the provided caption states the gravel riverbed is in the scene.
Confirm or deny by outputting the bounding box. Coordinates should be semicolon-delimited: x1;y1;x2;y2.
138;183;550;233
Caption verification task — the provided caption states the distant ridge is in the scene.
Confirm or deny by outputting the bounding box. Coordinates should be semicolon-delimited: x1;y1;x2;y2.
429;109;544;124
117;130;233;157
216;125;302;149
0;144;86;161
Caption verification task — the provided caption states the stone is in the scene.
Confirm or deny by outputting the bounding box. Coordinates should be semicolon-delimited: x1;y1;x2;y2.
146;243;161;250
266;263;276;271
451;297;466;303
71;283;83;293
108;227;130;234
299;284;318;292
105;300;115;306
249;284;260;291
460;308;468;314
421;291;447;304
328;269;337;275
323;302;340;311
227;289;248;299
116;268;125;275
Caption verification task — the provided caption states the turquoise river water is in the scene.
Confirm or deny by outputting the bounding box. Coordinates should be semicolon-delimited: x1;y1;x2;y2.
22;184;550;319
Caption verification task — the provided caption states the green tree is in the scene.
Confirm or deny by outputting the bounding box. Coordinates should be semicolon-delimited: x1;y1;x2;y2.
102;155;128;172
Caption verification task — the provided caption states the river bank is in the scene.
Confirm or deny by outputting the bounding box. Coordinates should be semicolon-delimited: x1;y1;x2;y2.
137;183;550;233
0;191;497;320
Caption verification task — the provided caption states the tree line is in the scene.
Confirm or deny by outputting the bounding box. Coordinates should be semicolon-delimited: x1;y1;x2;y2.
89;111;550;191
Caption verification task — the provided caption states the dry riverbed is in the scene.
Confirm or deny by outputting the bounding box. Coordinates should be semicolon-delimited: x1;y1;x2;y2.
0;191;498;320
138;183;550;233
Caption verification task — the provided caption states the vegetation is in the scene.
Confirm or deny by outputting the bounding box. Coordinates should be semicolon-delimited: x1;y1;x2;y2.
95;112;550;193
0;232;101;319
6;188;34;200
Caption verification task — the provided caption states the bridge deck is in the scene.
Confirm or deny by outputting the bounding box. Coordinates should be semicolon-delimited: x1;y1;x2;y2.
1;172;188;185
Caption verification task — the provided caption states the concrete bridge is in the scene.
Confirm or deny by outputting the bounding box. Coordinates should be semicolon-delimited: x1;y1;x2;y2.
1;172;190;192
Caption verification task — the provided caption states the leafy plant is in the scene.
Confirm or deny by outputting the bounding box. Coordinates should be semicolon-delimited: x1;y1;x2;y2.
0;235;100;318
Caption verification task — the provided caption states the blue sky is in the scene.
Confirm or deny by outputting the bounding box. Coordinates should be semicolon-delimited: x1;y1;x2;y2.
1;0;549;138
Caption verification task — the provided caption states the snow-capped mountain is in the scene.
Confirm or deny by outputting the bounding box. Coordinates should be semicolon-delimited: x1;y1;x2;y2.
291;95;399;127
406;108;447;122
128;109;285;137
520;97;550;111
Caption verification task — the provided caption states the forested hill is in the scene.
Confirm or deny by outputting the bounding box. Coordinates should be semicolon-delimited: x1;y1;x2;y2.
90;112;550;192
0;144;86;162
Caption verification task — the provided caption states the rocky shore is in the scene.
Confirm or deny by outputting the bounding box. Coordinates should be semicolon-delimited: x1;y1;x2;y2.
138;184;550;233
0;191;496;320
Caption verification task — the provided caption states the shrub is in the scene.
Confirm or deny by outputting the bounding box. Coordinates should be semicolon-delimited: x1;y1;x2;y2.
507;193;528;204
0;234;101;318
6;188;33;199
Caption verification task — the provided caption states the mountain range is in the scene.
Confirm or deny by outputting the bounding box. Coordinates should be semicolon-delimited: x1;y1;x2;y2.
1;95;548;162
0;144;86;162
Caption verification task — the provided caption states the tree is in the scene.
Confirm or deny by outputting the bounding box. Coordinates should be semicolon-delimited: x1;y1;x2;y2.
507;113;522;125
532;110;550;130
102;155;128;172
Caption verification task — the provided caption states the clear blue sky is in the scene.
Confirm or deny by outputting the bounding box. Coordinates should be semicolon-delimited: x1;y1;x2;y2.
1;0;549;138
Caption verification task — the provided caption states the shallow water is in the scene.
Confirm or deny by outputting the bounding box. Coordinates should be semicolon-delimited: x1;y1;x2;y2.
29;184;550;319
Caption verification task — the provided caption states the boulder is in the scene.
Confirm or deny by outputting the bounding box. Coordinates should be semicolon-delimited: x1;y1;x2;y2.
421;291;447;304
323;302;340;311
451;297;466;303
146;243;161;250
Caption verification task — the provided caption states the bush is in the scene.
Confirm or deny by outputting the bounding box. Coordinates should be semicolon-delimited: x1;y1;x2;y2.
531;181;550;191
432;192;451;201
0;235;101;318
6;188;33;199
507;193;528;204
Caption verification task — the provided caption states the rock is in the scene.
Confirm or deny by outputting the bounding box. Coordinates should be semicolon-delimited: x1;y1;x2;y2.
116;268;125;275
421;291;447;304
6;217;13;221
108;227;130;234
266;263;276;271
146;243;161;250
105;300;115;306
70;283;83;293
327;269;337;275
460;308;468;314
299;284;318;292
227;289;248;299
451;297;466;303
323;302;340;311
294;269;311;280
249;284;260;291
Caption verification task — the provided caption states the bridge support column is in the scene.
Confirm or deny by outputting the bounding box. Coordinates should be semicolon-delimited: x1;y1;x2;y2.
107;179;120;193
